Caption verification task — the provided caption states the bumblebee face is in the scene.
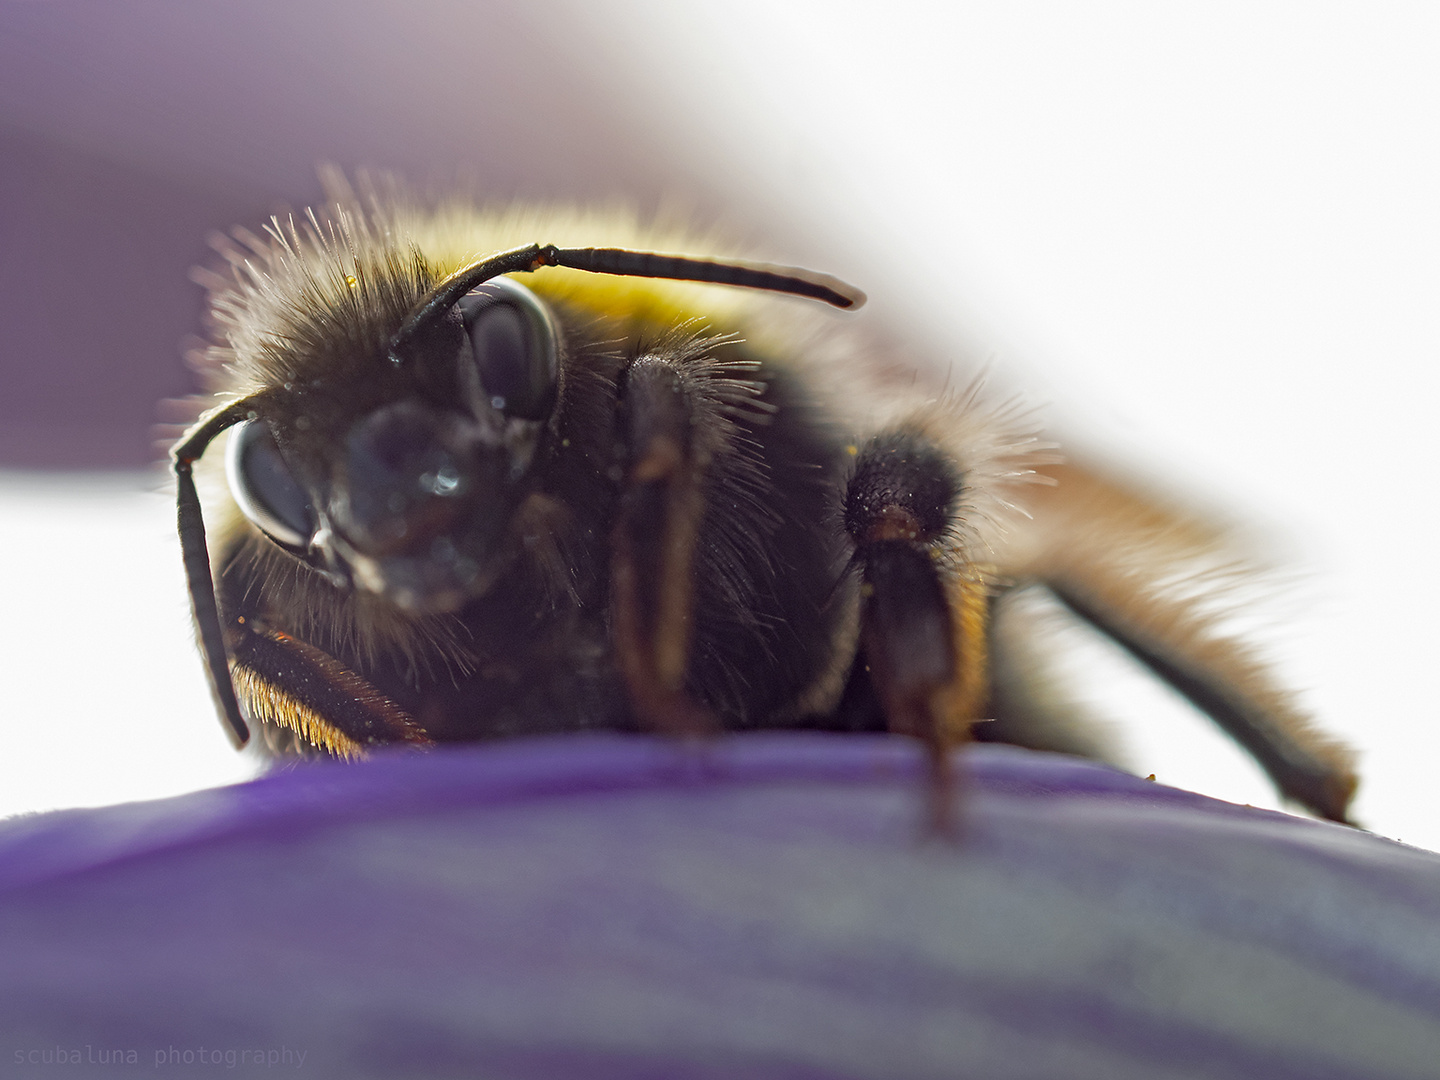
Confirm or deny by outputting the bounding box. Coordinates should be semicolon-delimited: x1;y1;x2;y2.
175;193;1358;827
223;276;561;614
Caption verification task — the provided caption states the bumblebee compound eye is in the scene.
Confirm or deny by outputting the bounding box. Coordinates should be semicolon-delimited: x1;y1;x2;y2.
225;419;317;551
455;276;559;421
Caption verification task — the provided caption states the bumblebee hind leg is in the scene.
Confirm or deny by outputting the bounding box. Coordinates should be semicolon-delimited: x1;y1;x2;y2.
995;462;1358;823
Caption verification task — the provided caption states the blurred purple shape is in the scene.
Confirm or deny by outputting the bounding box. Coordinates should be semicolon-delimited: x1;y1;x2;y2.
0;3;714;468
1;734;1438;1079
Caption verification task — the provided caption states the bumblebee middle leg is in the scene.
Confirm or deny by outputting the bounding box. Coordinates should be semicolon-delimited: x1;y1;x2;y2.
844;430;991;825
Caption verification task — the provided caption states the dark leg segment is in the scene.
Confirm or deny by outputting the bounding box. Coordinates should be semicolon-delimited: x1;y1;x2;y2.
845;431;986;829
228;621;432;758
859;542;958;739
1053;584;1357;822
610;354;720;736
998;461;1359;824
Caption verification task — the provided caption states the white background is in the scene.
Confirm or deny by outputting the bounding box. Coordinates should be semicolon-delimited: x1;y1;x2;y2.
1;2;1436;848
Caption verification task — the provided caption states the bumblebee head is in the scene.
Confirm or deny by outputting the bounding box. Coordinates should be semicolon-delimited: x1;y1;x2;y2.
225;273;561;613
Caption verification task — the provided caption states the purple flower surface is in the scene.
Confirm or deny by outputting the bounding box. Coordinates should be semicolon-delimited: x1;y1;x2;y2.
0;734;1437;1079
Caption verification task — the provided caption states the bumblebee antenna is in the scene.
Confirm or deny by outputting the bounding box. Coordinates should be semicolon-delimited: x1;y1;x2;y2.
392;243;865;359
553;247;866;309
174;398;262;747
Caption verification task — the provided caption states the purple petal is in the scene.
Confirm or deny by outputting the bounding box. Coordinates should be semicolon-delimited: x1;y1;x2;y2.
0;735;1437;1079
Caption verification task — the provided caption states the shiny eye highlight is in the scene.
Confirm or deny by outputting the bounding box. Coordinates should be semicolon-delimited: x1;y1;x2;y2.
455;276;559;420
225;419;316;551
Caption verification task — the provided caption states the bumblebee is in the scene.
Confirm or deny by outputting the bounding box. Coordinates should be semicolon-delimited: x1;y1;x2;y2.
175;184;1358;824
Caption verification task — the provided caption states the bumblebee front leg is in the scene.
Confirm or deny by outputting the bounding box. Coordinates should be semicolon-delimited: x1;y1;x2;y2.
226;616;432;758
609;353;724;737
844;431;990;828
